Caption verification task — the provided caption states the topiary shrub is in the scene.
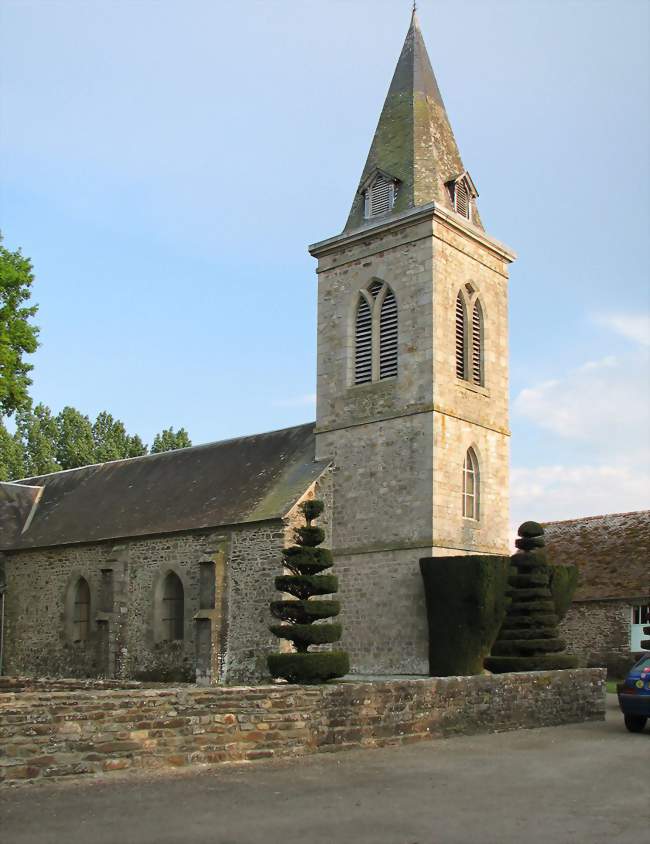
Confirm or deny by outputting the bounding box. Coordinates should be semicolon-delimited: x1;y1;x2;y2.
485;521;578;673
419;555;511;676
548;563;579;621
268;500;349;684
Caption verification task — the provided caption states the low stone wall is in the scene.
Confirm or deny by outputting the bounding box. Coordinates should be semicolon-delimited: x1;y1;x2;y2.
0;669;605;786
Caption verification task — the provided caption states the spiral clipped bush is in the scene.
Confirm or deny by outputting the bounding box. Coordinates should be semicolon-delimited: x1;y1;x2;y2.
268;499;349;684
485;521;578;673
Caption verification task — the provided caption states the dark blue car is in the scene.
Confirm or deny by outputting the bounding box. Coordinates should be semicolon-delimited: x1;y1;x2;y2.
617;654;650;732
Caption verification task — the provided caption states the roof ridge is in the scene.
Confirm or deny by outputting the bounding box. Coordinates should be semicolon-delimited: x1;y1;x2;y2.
13;421;316;484
544;509;650;527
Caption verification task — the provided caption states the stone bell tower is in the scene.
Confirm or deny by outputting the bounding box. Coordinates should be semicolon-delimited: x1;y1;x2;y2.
309;11;516;674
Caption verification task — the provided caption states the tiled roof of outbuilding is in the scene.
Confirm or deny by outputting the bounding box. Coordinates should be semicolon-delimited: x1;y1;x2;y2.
0;422;326;551
544;510;650;602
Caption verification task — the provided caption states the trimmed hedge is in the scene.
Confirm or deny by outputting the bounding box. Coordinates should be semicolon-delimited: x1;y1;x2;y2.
274;574;338;600
268;652;350;685
515;535;545;551
295;526;325;547
508;600;556;615
518;521;544;538
485;522;578;673
501;613;560;628
509;572;549;587
485;653;578;673
549;564;579;621
419;554;510;676
506;587;551;600
267;500;348;684
270;599;340;624
492;638;566;655
282;547;333;576
269;623;342;652
499;627;559;641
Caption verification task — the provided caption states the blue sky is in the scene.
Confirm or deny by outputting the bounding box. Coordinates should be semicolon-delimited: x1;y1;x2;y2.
1;0;648;526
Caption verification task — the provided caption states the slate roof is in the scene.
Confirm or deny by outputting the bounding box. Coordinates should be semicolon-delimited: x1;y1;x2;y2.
0;423;327;552
345;11;483;231
0;483;42;554
544;511;650;602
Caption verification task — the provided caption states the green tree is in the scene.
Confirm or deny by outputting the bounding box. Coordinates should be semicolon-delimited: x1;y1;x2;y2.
0;419;25;481
0;234;39;416
92;411;147;463
55;406;95;470
151;427;192;454
125;433;147;459
16;403;60;477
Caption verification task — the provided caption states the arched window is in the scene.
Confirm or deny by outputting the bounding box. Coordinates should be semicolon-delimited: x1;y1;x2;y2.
354;281;398;384
355;296;373;384
462;448;480;520
456;293;467;380
161;572;184;641
472;301;483;386
72;577;90;642
379;287;398;379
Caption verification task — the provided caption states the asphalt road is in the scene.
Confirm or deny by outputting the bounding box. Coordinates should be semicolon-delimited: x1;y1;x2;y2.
1;695;647;844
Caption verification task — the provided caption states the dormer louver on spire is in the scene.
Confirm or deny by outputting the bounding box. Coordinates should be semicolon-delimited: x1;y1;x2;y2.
346;11;482;231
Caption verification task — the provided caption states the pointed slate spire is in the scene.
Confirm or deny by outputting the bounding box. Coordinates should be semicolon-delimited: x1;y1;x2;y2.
345;11;482;231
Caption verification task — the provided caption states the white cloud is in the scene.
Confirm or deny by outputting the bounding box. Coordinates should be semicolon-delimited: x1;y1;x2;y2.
510;463;650;527
512;318;650;527
593;313;650;347
272;394;317;408
514;352;649;448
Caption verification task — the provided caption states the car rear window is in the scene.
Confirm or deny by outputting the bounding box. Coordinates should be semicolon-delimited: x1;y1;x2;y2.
634;656;650;671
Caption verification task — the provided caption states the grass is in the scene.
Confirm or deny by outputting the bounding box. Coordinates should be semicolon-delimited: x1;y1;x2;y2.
606;679;621;693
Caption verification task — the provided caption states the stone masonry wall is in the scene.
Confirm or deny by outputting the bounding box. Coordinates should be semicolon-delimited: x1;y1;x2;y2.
560;600;635;677
0;669;605;787
431;217;511;557
313;209;512;675
2;521;288;685
335;548;429;674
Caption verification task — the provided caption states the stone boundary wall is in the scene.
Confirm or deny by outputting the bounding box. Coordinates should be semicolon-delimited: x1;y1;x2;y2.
0;669;605;787
0;677;143;694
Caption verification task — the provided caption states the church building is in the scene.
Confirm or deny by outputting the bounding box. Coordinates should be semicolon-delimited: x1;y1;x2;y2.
0;12;515;683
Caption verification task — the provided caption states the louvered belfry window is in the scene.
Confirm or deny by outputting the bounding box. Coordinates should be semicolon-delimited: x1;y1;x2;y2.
379;289;398;379
355;297;373;384
354;281;398;384
365;176;395;218
472;301;483;385
454;179;470;219
462;448;480;520
456;294;467;379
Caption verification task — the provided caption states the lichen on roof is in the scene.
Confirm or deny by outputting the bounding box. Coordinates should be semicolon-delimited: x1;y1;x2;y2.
345;10;482;232
544;510;650;602
0;423;328;551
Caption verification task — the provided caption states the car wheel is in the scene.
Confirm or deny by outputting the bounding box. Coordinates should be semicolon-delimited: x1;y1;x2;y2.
624;713;647;733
